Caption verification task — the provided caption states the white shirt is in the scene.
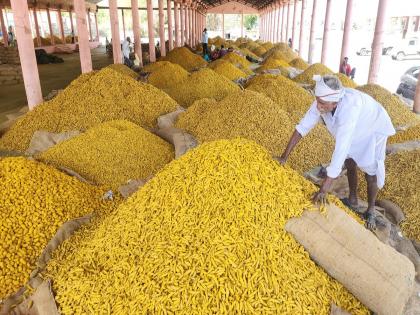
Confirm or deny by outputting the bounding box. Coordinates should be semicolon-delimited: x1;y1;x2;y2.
296;88;395;179
202;32;208;44
122;40;130;59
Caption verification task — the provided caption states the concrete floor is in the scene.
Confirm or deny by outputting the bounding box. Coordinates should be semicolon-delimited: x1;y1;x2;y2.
0;47;112;124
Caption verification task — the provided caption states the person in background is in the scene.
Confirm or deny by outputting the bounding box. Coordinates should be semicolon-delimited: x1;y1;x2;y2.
8;26;14;46
276;75;395;230
71;31;75;44
122;37;133;68
288;38;292;47
219;45;228;57
202;28;209;56
340;57;356;80
211;47;220;61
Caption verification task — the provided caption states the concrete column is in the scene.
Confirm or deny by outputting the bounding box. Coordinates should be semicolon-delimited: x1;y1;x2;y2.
57;9;65;43
276;5;281;42
299;0;306;56
87;9;93;41
413;74;420;113
402;16;410;39
188;6;192;46
109;0;122;64
95;12;99;40
281;3;286;42
191;6;195;46
308;0;318;64
286;2;291;42
74;0;93;71
146;0;156;62
69;9;75;37
46;7;55;45
180;2;184;45
0;6;8;46
185;4;189;44
368;0;390;83
131;0;142;66
339;0;354;71
222;13;224;39
121;9;126;39
240;12;244;38
10;0;42;109
167;0;173;50
269;7;272;42
292;0;298;49
174;1;180;47
274;6;278;42
33;6;41;47
414;16;420;32
320;0;332;64
158;0;165;56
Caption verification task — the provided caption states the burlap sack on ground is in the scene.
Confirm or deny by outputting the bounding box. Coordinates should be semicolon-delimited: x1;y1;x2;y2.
118;177;151;198
1;278;59;315
157;107;186;129
330;303;351;315
154;127;197;159
285;204;415;315
26;130;80;156
376;199;406;225
387;141;420;154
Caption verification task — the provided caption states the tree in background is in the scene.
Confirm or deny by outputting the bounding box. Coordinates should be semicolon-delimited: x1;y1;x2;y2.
244;15;257;31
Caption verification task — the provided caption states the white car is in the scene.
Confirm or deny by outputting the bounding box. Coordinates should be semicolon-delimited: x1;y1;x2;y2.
391;37;420;61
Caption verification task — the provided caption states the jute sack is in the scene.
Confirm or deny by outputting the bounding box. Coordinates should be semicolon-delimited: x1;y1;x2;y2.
285;204;415;315
386;141;420;155
25;130;80;156
157;107;186;129
154;127;197;159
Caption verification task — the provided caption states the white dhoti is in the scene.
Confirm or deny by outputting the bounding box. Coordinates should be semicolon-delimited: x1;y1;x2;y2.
348;134;388;188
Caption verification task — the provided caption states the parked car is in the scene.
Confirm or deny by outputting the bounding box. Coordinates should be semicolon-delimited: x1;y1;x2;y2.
391;37;420;61
355;45;393;56
396;66;419;101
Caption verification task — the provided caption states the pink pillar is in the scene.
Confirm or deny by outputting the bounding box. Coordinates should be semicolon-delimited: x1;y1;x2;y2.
339;0;354;71
174;1;180;47
46;7;55;45
320;0;332;64
146;0;156;62
33;7;41;47
167;0;173;50
11;0;42;109
180;2;185;45
222;13;224;39
414;16;420;32
87;9;93;41
158;0;166;56
185;4;189;44
269;8;272;42
292;0;298;49
281;3;286;42
241;12;244;38
131;0;142;66
308;0;318;64
191;7;195;46
121;9;126;39
95;12;99;40
413;74;420;113
276;6;281;42
189;6;193;46
299;0;306;56
286;2;291;42
57;9;65;43
109;0;122;64
368;0;390;83
0;6;8;46
74;0;93;72
69;9;75;37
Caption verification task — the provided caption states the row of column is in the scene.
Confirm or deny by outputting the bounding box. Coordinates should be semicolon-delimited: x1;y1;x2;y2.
112;0;205;64
260;0;420;113
9;0;207;109
0;5;99;47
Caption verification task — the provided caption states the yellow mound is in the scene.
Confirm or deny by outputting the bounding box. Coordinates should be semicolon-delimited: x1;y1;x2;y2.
162;47;207;71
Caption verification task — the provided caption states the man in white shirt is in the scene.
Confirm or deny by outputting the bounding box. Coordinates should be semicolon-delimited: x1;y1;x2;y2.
122;37;133;67
202;28;209;56
277;75;395;229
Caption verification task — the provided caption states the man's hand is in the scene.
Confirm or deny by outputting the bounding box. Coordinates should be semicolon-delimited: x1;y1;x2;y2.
312;176;335;205
312;190;328;205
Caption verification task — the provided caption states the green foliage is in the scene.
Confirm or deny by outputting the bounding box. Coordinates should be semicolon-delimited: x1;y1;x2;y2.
244;15;258;31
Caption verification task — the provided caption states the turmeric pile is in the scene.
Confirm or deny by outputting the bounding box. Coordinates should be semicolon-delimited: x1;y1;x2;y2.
45;138;368;314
